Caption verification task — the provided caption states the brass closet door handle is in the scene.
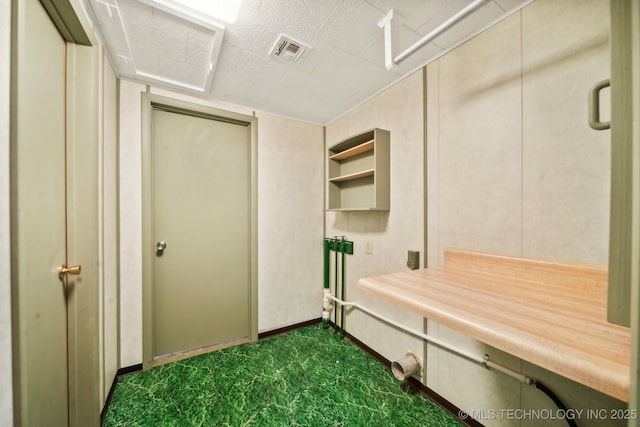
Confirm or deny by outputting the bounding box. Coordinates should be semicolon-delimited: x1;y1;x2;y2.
58;264;81;279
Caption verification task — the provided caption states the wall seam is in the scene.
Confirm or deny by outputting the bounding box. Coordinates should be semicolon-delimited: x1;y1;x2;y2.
519;10;525;259
115;78;122;370
289;120;294;326
323;125;326;240
518;9;525;418
422;65;429;388
436;60;441;266
423;65;428;269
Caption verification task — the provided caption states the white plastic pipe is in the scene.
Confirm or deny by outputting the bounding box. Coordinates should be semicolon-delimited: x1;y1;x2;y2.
322;288;333;325
378;0;490;70
329;295;534;385
391;353;421;380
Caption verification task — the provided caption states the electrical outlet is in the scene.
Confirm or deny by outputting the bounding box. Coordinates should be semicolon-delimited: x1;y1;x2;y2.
365;241;373;254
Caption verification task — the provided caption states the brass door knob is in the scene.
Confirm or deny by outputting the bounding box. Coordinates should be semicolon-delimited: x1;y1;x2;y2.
58;264;81;279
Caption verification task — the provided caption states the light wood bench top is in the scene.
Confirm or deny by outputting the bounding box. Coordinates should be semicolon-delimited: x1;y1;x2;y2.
357;249;630;402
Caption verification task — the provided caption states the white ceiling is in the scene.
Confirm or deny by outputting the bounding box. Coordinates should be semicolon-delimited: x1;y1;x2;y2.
87;0;532;124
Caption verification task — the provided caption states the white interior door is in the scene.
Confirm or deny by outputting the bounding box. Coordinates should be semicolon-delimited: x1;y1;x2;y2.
151;108;251;358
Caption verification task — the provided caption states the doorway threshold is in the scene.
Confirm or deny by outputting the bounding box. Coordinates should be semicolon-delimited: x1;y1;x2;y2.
152;337;250;367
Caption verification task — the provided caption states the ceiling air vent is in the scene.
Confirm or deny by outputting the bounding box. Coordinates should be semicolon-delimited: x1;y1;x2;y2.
269;34;311;63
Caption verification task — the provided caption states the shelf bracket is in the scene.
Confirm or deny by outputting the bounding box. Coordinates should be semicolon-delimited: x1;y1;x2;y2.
377;10;396;71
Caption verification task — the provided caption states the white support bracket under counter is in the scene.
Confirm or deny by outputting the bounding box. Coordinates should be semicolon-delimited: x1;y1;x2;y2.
358;248;631;402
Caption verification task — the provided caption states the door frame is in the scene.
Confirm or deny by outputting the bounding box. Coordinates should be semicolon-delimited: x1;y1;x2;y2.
141;93;258;369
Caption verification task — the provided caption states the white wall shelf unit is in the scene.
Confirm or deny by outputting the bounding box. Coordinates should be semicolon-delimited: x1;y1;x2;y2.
327;128;390;211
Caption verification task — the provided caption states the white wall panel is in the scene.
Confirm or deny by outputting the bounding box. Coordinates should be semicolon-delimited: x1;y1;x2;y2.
0;0;13;424
425;0;625;425
521;0;610;265
257;115;324;331
119;80;146;367
324;69;425;366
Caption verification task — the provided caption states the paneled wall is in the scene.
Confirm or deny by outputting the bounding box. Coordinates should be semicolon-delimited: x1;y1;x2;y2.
100;52;119;405
520;0;611;263
325;69;425;365
426;0;622;425
324;0;624;425
119;80;147;367
257;115;324;332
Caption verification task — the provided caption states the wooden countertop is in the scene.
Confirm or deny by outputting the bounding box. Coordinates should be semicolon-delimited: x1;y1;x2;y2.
357;249;630;402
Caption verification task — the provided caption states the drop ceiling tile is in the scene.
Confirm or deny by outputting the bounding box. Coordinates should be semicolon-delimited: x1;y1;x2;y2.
233;49;290;88
315;0;386;57
211;43;243;76
128;46;159;74
313;47;391;92
209;73;249;98
277;69;327;100
416;0;504;48
211;70;288;110
186;33;216;66
117;0;152;25
243;83;286;108
271;92;333;124
414;0;476;35
371;0;451;32
159;56;208;88
260;0;340;37
210;78;273;110
224;0;338;59
311;80;360;108
494;0;530;12
283;73;359;116
286;43;333;75
223;9;279;56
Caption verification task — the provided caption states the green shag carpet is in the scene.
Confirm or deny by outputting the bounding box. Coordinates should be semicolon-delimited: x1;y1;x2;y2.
103;325;462;426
